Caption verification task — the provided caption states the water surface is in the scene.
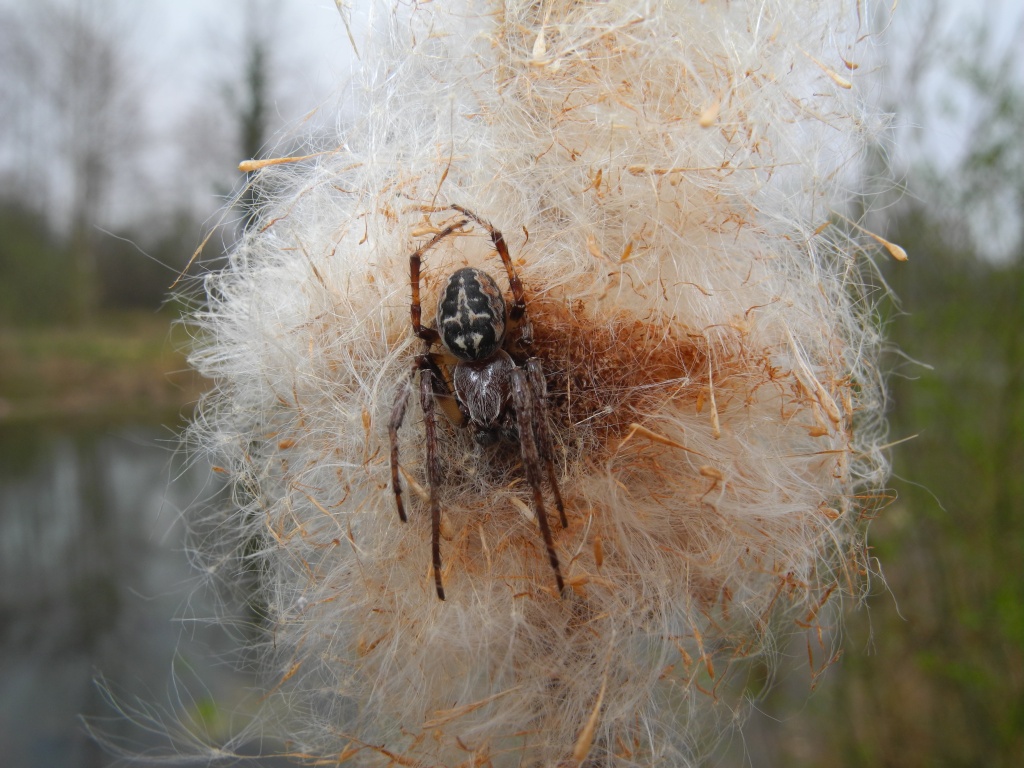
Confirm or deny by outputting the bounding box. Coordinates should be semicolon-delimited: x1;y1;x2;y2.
0;422;260;767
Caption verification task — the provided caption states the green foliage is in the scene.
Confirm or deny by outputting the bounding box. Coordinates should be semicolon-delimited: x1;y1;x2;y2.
745;199;1024;767
96;213;200;311
0;198;204;327
0;312;204;424
865;205;1024;766
0;202;75;325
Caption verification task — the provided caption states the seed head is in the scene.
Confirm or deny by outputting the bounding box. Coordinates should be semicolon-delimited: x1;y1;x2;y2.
186;1;896;765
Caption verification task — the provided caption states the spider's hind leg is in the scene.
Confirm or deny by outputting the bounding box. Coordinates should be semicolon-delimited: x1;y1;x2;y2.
448;204;532;347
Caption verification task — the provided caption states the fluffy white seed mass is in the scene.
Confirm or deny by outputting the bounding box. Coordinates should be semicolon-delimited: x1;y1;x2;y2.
187;1;893;764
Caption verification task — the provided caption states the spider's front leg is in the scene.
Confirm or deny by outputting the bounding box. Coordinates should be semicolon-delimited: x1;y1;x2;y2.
389;354;437;524
418;366;447;601
524;358;567;528
388;370;414;524
512;364;566;596
389;355;452;600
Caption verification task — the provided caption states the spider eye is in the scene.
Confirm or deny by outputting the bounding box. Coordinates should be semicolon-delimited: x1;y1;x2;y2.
437;267;507;360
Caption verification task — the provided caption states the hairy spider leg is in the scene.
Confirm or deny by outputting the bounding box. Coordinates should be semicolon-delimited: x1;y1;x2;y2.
511;368;566;595
390;356;461;513
525;358;568;529
410;218;469;344
419;366;447;600
388;375;413;524
448;204;532;346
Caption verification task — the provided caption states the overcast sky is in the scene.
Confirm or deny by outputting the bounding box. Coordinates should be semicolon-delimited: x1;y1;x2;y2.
135;1;360;219
128;1;357;131
0;0;1021;247
0;0;359;231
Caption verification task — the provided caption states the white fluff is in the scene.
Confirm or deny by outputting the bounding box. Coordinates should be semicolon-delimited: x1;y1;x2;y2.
187;1;893;764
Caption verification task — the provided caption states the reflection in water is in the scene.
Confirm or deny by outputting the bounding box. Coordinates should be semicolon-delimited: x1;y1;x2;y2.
0;423;256;768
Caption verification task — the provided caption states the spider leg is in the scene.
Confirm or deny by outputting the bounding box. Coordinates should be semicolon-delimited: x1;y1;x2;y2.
388;369;415;524
410;218;468;345
448;204;532;345
390;353;459;600
389;353;447;521
419;365;447;601
426;352;467;427
525;358;568;529
512;368;565;596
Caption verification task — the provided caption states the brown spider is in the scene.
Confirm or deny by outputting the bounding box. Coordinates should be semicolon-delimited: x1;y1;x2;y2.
388;204;567;601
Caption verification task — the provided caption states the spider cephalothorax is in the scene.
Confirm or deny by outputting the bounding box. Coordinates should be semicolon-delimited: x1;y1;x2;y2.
389;204;567;600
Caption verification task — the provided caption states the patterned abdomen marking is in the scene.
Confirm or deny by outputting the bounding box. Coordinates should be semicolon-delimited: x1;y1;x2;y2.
437;267;507;361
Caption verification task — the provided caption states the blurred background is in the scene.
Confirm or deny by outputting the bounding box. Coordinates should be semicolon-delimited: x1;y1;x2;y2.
0;0;1020;766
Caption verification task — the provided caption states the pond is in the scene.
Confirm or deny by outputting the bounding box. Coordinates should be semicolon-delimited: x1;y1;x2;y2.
0;421;269;768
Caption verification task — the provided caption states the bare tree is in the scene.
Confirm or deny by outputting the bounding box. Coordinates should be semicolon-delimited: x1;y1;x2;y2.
229;2;277;232
0;0;140;322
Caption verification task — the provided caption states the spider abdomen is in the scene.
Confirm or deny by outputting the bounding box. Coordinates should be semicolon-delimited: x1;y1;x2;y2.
437;267;507;361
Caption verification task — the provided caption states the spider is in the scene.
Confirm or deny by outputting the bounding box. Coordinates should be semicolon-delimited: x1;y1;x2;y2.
388;204;568;601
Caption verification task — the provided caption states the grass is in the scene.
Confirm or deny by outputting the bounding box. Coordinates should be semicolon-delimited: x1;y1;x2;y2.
0;311;207;427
